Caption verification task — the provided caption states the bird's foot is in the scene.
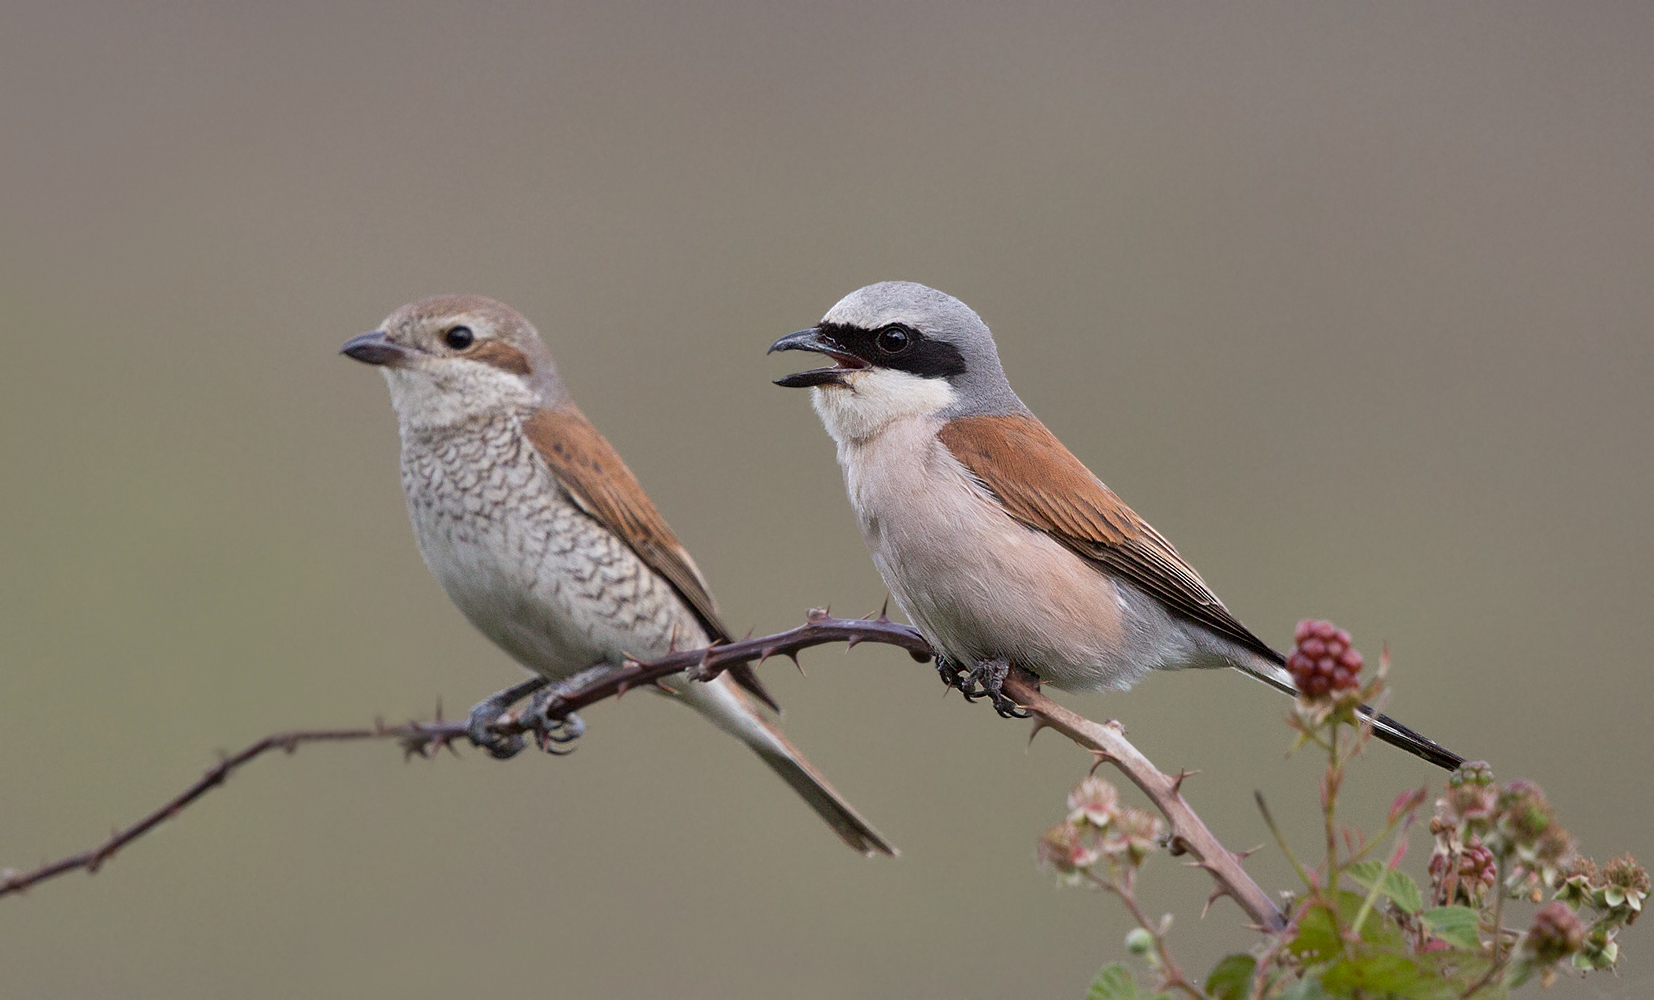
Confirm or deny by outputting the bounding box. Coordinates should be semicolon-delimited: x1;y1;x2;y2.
465;675;551;759
957;658;1029;719
516;686;584;755
934;655;969;691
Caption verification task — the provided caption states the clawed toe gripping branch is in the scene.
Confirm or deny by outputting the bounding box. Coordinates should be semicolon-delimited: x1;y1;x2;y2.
0;607;1279;935
942;657;1032;719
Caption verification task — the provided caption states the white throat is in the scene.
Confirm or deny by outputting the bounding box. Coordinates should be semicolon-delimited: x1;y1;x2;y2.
383;362;537;431
809;368;959;445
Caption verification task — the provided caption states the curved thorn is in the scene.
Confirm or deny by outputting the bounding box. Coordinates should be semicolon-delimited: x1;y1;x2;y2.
1202;886;1225;920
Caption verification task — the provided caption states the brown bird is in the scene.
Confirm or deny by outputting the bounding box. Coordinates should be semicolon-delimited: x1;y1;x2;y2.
771;281;1463;770
343;294;894;855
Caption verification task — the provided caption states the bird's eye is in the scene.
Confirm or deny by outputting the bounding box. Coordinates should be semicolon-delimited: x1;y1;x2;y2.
443;326;475;350
876;326;912;354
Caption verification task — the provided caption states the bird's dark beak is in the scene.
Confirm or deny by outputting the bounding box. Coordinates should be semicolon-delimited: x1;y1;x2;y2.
340;330;411;368
767;327;869;388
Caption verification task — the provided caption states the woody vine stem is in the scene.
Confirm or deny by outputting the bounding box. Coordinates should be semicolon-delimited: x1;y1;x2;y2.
0;610;1282;930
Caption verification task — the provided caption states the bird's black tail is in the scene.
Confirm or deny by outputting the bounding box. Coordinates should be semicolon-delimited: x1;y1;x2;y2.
1236;655;1465;771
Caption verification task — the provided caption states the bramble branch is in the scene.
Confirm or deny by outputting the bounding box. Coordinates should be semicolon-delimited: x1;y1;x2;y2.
0;609;930;899
1;726;399;898
1006;670;1287;932
3;610;1281;932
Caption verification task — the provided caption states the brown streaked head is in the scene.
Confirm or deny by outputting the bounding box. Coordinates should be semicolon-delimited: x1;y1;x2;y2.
341;294;569;411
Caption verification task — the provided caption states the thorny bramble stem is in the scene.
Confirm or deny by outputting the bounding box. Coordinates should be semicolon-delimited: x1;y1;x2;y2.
4;610;1278;933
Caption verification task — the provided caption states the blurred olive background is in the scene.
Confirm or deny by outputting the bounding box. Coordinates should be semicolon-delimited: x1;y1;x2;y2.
2;3;1650;997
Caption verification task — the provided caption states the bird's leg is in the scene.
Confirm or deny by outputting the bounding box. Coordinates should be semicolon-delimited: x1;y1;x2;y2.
465;675;551;759
960;658;1030;719
517;684;585;755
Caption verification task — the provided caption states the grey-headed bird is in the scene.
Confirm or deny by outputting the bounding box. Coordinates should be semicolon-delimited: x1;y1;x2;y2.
770;281;1462;770
344;295;894;854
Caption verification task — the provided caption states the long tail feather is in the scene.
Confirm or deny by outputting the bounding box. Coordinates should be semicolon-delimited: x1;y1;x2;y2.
676;675;897;856
1236;656;1465;771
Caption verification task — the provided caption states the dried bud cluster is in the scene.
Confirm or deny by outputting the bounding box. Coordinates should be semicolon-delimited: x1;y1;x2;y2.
1287;620;1364;699
1496;780;1574;877
1431;765;1577;909
1423;760;1648;977
1038;821;1099;877
1603;854;1651;914
1427;835;1497;907
1549;851;1647;972
1039;776;1166;885
1525;902;1586;964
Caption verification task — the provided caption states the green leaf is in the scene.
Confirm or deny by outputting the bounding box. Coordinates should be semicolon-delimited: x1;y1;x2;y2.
1288;904;1344;964
1275;974;1331;999
1506;956;1537;990
1204;954;1256;1000
1421;906;1483;951
1345;862;1424;914
1383;871;1425;915
1320;953;1458;999
1414;948;1497;996
1086;963;1138;1000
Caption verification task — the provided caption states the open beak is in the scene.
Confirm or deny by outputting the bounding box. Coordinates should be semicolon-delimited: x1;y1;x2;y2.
767;328;870;388
340;330;413;368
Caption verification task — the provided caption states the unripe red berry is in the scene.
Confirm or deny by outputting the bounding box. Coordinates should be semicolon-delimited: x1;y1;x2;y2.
1288;619;1363;697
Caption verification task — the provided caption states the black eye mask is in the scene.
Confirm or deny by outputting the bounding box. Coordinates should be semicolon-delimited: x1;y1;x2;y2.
815;322;968;379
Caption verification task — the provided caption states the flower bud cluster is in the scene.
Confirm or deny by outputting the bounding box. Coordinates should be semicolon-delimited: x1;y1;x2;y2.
1448;760;1494;789
1038;776;1166;885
